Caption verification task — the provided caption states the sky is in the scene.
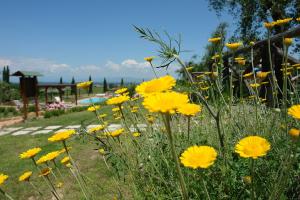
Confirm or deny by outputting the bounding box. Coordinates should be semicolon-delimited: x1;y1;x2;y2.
0;0;235;83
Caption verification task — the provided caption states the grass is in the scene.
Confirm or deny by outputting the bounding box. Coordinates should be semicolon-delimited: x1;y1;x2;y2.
11;104;116;128
0;133;130;199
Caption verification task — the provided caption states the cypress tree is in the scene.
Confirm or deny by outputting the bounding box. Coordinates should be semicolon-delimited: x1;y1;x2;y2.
60;77;63;84
71;77;76;95
2;66;6;82
88;75;93;94
120;78;124;87
6;66;10;83
103;78;108;93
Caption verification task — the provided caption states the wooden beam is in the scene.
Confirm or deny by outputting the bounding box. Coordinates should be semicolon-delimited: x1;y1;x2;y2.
224;25;300;59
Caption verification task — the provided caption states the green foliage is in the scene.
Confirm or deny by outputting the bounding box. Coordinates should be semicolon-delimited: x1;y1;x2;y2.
0;106;19;118
0;82;20;103
88;75;93;94
120;78;124;87
71;77;76;95
59;77;63;84
2;66;10;83
44;109;65;118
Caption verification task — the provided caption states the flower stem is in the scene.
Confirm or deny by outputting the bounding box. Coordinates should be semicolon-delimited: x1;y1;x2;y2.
163;113;188;200
250;159;255;200
187;117;191;141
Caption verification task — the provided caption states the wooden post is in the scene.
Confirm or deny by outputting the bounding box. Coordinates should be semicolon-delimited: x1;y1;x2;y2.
75;85;78;105
58;87;63;102
45;87;48;104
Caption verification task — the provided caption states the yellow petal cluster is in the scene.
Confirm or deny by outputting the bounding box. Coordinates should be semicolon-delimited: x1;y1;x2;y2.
48;129;75;142
77;81;93;89
208;37;221;43
0;173;8;185
88;125;106;133
39;168;51;177
144;56;154;63
143;91;189;114
106;95;129;105
288;128;299;138
110;128;124;137
288;105;300;120
177;103;202;117
225;42;242;50
36;151;60;164
235;136;271;159
283;38;293;46
135;75;176;97
20;147;42;159
19;171;32;182
180;146;217;169
115;88;128;94
61;156;70;165
256;71;270;79
87;105;100;112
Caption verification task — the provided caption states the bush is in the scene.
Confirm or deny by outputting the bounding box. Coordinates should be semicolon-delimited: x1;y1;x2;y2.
44;109;65;118
0;82;20;103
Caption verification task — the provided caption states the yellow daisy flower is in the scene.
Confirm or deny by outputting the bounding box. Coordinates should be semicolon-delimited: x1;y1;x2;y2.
225;42;242;50
288;128;299;138
180;145;217;169
106;95;129;105
39;168;51;177
283;38;293;46
235;136;271;159
288;105;300;120
135;75;176;97
144;56;154;63
142;91;189;114
115;88;128;94
88;125;106;133
0;174;8;185
77;81;93;89
177;103;202;117
60;156;70;165
110;128;124;137
132;132;141;137
20;147;42;159
87;105;100;112
264;22;275;29
19;171;32;182
208;37;221;43
256;71;270;79
48;129;75;142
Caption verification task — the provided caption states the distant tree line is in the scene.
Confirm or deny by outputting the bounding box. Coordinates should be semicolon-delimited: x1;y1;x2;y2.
2;66;10;83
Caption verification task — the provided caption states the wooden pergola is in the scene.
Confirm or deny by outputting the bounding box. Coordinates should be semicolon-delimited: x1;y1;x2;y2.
37;83;78;105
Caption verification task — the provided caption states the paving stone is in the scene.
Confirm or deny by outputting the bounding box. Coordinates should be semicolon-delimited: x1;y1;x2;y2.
31;130;53;135
137;124;147;128
23;127;42;131
44;126;62;130
0;131;10;136
1;127;23;132
107;124;122;131
12;130;31;136
87;125;98;129
65;125;81;129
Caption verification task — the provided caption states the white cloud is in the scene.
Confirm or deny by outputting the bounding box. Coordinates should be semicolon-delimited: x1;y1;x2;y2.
0;56;179;82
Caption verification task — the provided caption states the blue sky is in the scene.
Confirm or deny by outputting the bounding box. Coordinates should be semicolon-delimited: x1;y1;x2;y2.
0;0;234;82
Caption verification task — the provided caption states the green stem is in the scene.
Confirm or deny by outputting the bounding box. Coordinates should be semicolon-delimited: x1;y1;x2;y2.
250;159;255;200
0;188;14;200
187;117;191;141
163;113;188;200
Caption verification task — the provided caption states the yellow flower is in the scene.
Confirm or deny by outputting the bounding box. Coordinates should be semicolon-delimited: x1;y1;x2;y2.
234;57;244;61
243;176;252;184
177;103;202;117
292;63;300;68
144;56;154;63
106;95;129;105
39;168;51;177
211;54;220;60
256;71;270;79
60;156;70;165
297;17;300;22
208;37;221;43
0;174;8;185
264;22;275;29
36;151;60;164
48;129;75;142
249;41;255;46
20;147;42;159
115;88;128;94
236;59;246;66
98;114;107;118
200;86;210;91
261;81;269;85
59;147;72;154
19;171;32;182
288;105;300;120
56;182;63;188
132;132;141;137
98;148;105;155
110;128;124;137
143;91;189;114
284;38;293;46
87;105;100;112
112;107;120;112
243;72;253;78
288;128;299;138
180;145;217;169
186;66;193;71
88;125;106;133
250;83;260;88
275;18;292;26
135;75;176;97
225;42;242;50
147;115;155;124
77;81;93;89
235;136;271;159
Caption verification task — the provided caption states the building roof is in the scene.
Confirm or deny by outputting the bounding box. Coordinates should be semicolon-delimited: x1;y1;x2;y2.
11;71;43;77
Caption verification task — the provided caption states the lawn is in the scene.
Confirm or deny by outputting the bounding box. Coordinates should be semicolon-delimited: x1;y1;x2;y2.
0;133;131;200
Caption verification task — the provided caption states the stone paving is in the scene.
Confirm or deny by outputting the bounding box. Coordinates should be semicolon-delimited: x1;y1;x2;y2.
0;123;148;137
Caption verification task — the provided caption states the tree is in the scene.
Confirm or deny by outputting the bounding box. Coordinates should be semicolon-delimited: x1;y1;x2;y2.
207;0;300;43
120;78;124;87
6;66;10;83
2;66;6;82
88;75;93;94
71;77;76;95
60;77;63;84
103;78;108;93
